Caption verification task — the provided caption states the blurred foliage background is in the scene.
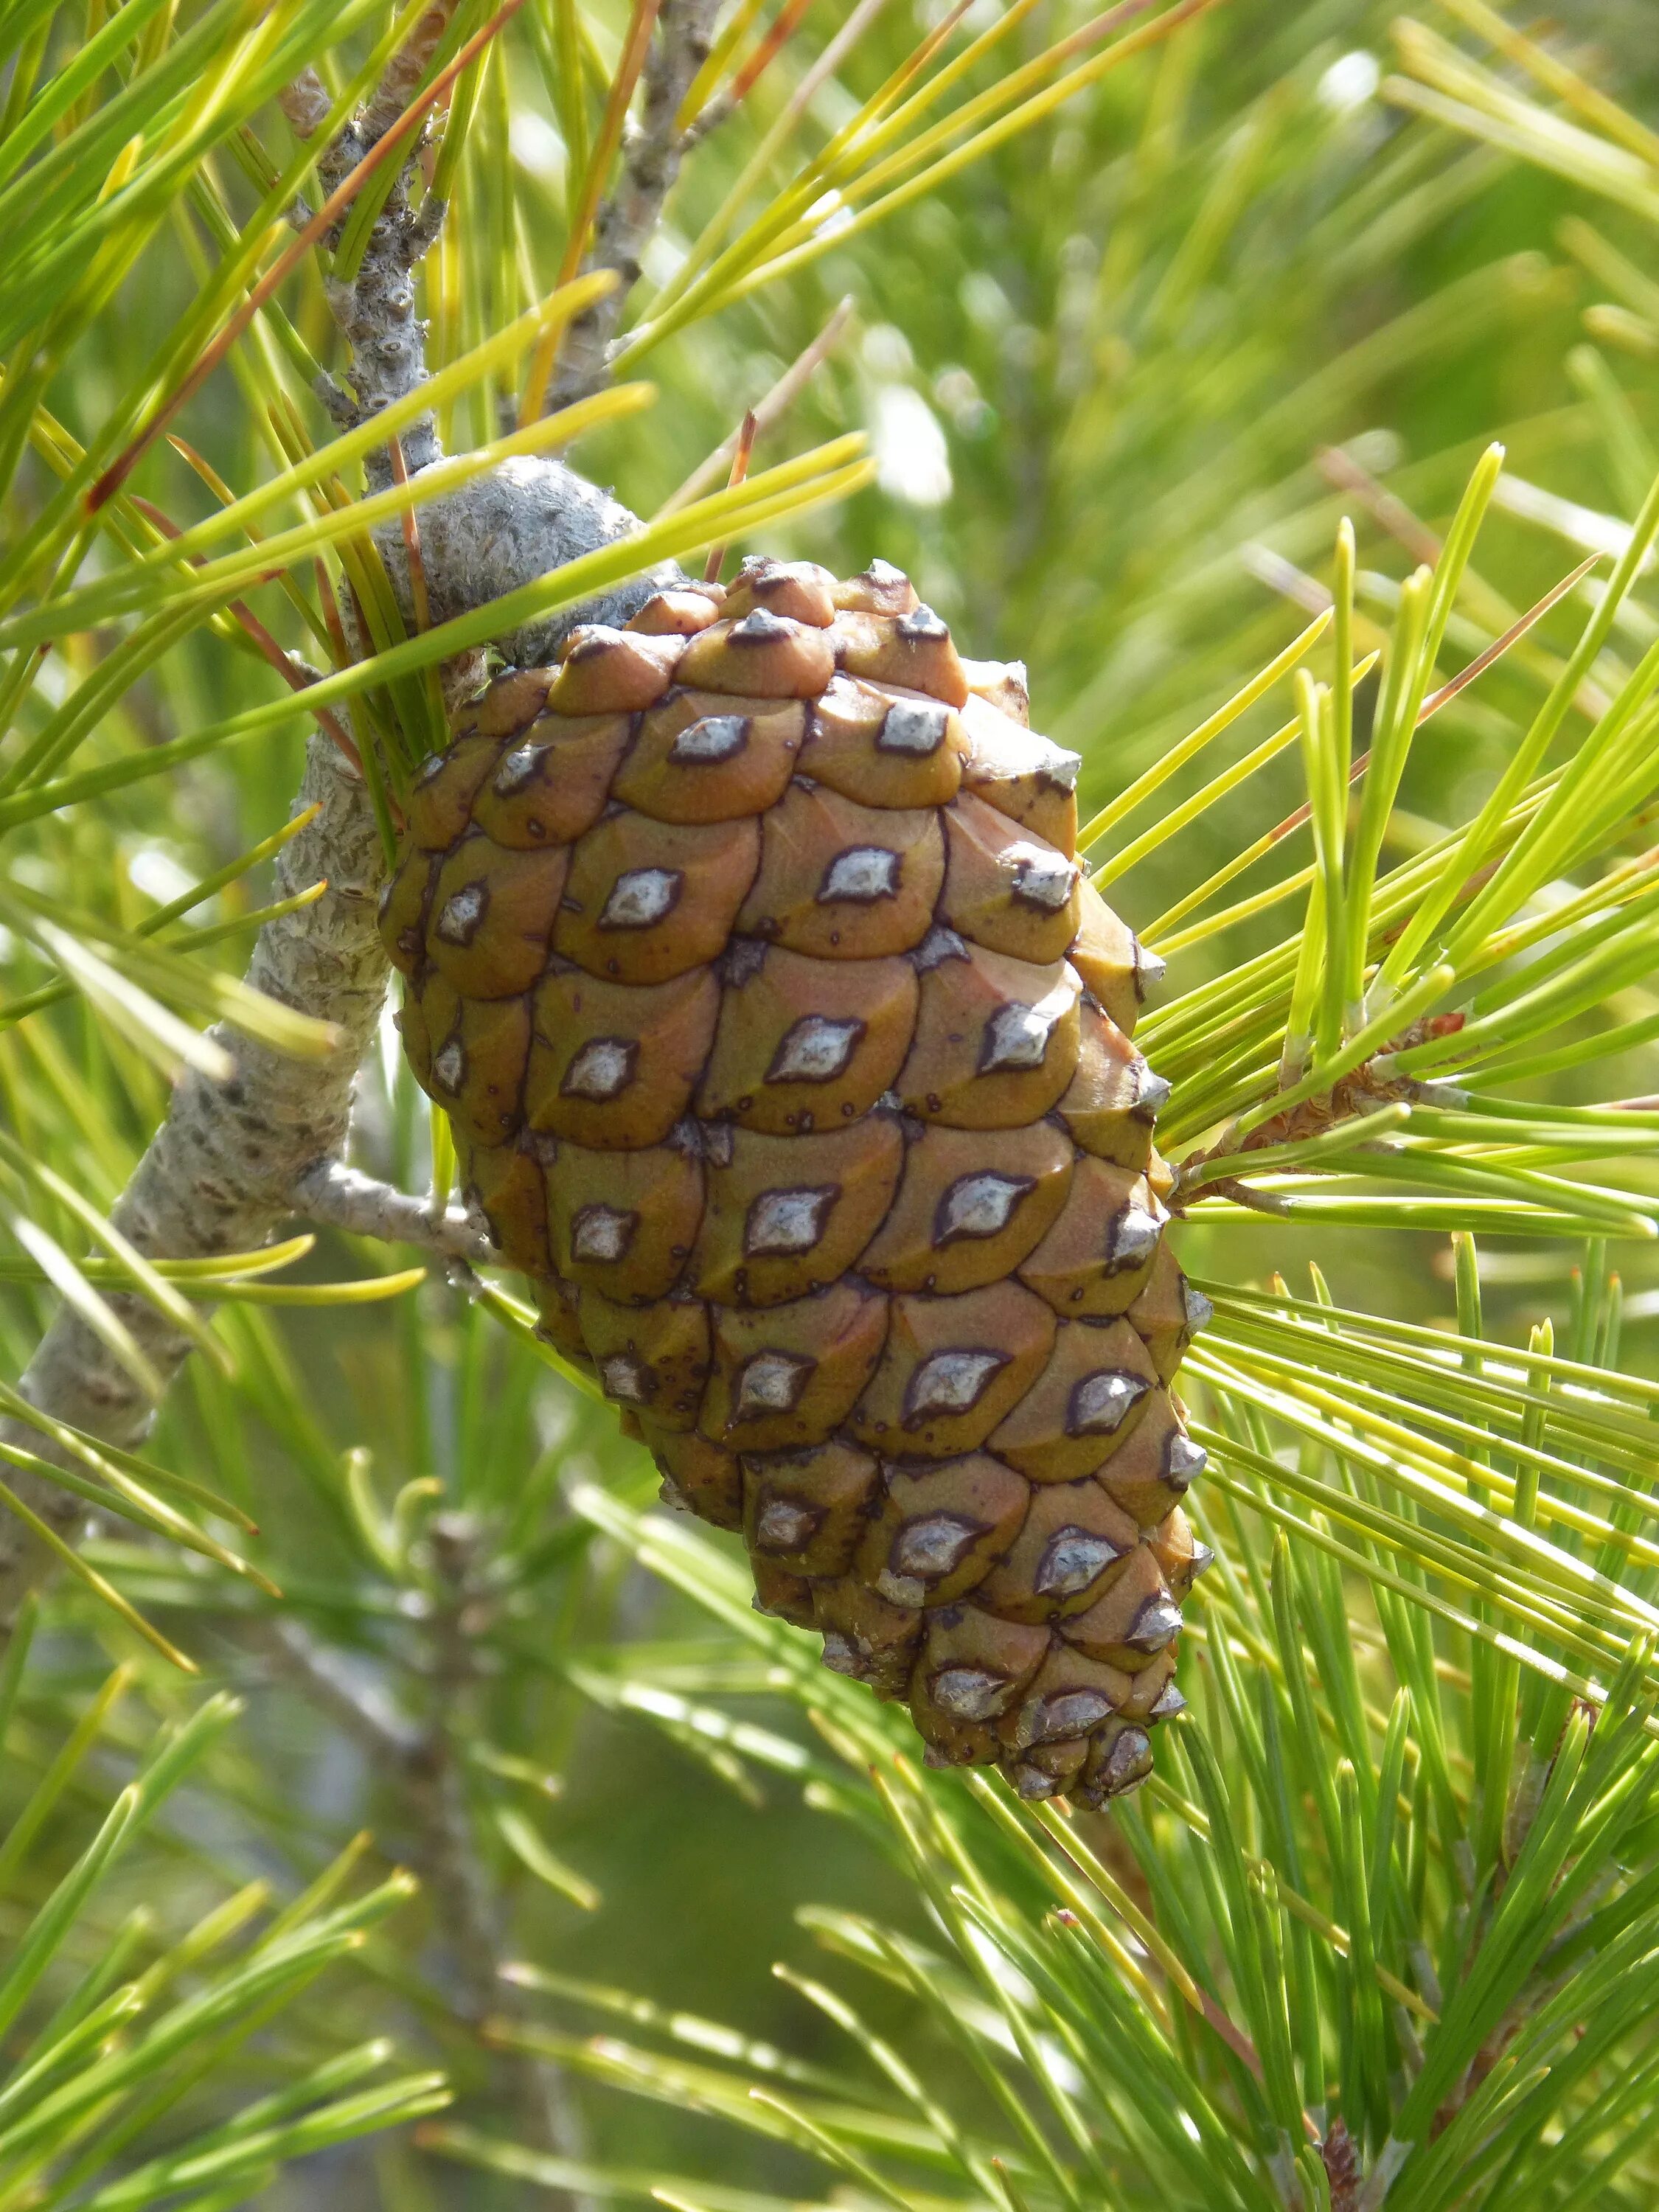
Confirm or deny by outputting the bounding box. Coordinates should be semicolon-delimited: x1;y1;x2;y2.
7;0;1659;2202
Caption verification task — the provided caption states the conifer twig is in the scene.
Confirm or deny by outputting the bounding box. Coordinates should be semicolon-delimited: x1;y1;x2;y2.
0;734;386;1626
541;0;727;411
0;44;665;1636
246;1613;425;1764
359;0;465;149
293;1161;500;1267
240;1579;592;2166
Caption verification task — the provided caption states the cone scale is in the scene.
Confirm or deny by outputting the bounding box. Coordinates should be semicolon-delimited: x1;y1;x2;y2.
381;558;1213;1804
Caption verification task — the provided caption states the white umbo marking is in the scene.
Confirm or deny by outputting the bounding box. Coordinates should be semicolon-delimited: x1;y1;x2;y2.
570;1206;635;1262
878;700;948;755
734;1351;813;1416
1135;937;1167;990
891;1512;979;1578
1129;1597;1183;1653
1165;1434;1207;1488
1066;1368;1149;1436
899;604;949;641
1105;1207;1162;1271
981;982;1070;1073
1100;1728;1153;1792
731;609;791;642
670;714;748;763
493;744;544;795
744;1187;836;1257
1031;1689;1113;1742
600;868;682;928
914;925;968;971
755;1498;820;1551
1034;1528;1123;1597
818;846;900;903
562;1037;636;1101
431;1040;466;1094
599;1354;651;1405
1006;844;1077;911
435;882;487;945
905;1349;1005;1419
768;1015;862;1083
934;1172;1031;1244
933;1666;1012;1719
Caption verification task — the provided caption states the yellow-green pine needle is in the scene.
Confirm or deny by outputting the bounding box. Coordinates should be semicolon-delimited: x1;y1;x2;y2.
1388;19;1659;217
1438;0;1659;166
1081;608;1331;855
1279;675;1332;1085
0;442;876;838
1090;711;1300;892
1365;442;1506;1001
0;1477;196;1668
1329;515;1355;1040
624;0;1221;364
1304;677;1347;1063
1404;456;1659;975
1341;565;1431;1023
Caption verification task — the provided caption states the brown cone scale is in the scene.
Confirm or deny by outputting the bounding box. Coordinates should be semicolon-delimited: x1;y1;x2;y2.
383;557;1212;1805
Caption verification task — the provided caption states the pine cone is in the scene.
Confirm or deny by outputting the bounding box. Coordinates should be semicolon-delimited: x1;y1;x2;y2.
380;558;1214;1804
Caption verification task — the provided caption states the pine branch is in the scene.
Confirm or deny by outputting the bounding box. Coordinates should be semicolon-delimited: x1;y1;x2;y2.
0;737;385;1624
302;15;453;466
0;36;669;1635
546;0;726;411
415;1512;597;2168
293;1161;501;1267
240;1536;591;2166
246;1610;425;1765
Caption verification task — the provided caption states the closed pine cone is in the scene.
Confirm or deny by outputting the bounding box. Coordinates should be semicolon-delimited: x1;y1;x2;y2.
380;557;1214;1804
